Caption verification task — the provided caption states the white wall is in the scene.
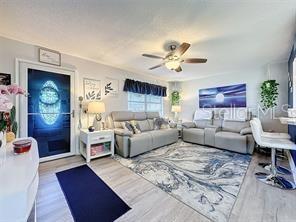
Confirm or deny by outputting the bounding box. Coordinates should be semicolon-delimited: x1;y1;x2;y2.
0;36;169;153
176;64;289;132
0;36;169;118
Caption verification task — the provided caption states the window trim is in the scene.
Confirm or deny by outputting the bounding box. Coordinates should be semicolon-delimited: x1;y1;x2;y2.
128;92;163;115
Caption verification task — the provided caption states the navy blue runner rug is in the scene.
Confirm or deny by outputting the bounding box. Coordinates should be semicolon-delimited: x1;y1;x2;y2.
56;165;131;222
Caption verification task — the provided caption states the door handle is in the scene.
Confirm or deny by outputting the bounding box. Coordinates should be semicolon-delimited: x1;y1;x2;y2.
71;110;75;118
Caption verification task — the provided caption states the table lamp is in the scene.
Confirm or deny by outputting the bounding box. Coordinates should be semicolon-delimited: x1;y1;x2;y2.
87;101;105;131
172;105;181;122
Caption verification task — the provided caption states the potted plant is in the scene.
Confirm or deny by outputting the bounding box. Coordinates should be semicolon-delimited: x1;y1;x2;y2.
0;84;26;148
171;91;180;105
260;80;279;115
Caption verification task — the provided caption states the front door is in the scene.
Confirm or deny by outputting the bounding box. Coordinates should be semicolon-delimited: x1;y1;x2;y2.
18;61;75;162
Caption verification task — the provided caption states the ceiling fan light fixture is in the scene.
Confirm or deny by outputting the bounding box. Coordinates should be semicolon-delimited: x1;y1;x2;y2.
165;60;180;70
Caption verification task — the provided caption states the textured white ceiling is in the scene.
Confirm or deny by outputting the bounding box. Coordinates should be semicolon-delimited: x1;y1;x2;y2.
0;0;295;81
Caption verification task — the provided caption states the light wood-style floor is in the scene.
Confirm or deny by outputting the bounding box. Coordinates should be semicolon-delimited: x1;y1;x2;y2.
37;152;296;222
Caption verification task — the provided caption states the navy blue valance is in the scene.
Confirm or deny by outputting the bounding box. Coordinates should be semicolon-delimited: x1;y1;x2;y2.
123;79;167;97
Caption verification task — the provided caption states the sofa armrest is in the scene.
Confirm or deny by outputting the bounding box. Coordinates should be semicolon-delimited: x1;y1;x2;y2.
204;126;221;146
114;129;133;137
240;127;252;135
182;122;196;128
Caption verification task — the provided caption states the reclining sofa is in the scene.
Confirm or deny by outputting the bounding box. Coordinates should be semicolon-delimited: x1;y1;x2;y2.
106;111;178;157
182;110;255;154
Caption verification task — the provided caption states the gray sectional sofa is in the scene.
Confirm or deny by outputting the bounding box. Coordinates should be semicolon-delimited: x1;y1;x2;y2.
182;118;255;154
106;111;178;157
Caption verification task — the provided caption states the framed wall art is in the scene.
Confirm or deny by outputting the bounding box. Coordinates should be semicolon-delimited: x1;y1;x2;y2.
0;73;11;85
83;78;101;101
39;47;61;66
199;83;246;108
104;78;119;96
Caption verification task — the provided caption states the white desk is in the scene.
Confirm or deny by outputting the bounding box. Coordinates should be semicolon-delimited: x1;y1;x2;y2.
0;138;39;222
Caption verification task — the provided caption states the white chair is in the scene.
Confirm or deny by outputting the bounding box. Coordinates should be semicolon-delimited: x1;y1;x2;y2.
250;119;296;189
253;118;290;140
253;118;291;175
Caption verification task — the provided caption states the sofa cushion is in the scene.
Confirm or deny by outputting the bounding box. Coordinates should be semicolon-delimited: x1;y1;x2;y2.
133;112;147;120
111;111;133;121
147;119;154;129
182;128;205;145
146;112;159;119
215;131;247;153
182;122;196;128
222;120;250;133
194;109;213;120
137;120;151;132
149;129;178;149
194;119;212;129
129;132;153;157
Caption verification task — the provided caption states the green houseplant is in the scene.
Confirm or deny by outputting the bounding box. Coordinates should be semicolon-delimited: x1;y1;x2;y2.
260;80;279;110
171;91;180;105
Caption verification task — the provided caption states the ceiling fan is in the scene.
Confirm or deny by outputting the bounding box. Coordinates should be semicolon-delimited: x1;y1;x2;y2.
142;42;207;72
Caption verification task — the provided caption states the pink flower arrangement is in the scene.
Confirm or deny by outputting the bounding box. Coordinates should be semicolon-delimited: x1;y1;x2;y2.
0;84;26;112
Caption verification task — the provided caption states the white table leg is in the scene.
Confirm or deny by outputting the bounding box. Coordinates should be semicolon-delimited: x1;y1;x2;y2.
86;144;91;163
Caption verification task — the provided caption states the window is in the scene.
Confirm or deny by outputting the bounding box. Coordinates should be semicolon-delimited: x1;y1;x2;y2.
128;92;163;115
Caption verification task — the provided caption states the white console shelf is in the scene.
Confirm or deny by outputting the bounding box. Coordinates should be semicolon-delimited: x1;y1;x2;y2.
0;137;39;222
80;129;114;162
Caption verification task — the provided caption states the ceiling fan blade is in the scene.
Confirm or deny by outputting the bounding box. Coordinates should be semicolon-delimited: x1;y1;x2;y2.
175;66;182;72
149;63;164;70
142;54;164;59
184;58;207;63
174;42;191;57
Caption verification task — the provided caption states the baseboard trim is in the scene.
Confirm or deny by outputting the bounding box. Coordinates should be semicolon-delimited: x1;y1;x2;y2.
286;150;296;183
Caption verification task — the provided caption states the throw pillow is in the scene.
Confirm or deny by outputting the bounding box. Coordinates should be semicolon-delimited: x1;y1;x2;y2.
137;120;151;132
121;121;134;134
130;120;141;134
154;118;169;130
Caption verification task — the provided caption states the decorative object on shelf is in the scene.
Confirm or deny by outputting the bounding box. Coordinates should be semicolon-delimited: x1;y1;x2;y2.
104;78;119;96
171;90;180;105
83;78;101;100
12;139;32;154
172;105;181;122
87;101;105;130
88;126;95;132
199;84;246;108
39;47;61;66
260;80;279;111
0;73;11;85
0;84;26;147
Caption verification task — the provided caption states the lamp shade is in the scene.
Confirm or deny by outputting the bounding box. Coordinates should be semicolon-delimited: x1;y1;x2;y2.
87;101;105;114
171;105;181;113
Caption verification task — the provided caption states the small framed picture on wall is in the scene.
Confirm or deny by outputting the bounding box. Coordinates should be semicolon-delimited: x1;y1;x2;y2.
39;47;61;66
83;78;101;101
0;73;11;85
104;78;119;97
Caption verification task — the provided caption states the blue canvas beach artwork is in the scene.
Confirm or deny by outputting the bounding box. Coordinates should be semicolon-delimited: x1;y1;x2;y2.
199;84;246;108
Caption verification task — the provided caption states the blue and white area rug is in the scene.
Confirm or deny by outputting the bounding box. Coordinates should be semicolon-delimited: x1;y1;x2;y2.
115;141;251;222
